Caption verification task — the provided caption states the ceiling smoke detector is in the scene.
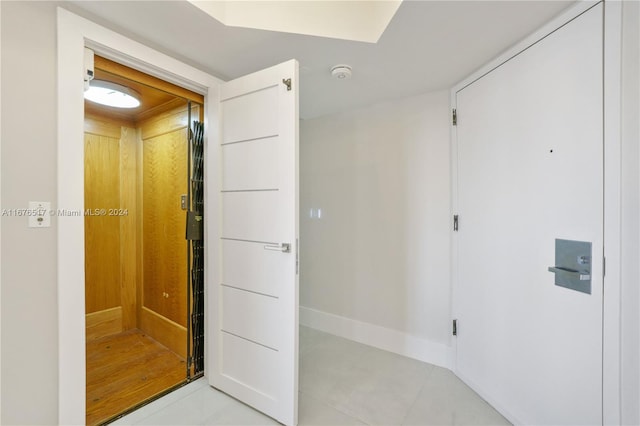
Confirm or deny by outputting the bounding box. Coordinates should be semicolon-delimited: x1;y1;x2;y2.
331;65;352;80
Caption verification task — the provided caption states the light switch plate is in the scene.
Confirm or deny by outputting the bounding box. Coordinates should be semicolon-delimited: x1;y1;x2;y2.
28;201;51;228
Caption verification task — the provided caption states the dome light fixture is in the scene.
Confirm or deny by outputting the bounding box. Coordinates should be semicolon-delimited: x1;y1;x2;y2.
331;65;352;80
84;80;141;109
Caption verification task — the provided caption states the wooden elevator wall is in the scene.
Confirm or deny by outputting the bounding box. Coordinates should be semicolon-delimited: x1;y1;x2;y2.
84;114;137;340
84;102;198;359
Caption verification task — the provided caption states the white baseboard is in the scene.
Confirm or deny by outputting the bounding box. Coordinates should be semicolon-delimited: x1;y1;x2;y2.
299;306;453;369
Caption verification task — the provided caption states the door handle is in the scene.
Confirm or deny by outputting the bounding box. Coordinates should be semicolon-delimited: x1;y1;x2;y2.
547;266;591;281
264;243;291;253
548;239;592;294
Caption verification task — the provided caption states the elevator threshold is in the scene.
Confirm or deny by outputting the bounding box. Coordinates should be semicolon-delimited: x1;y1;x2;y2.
86;329;186;425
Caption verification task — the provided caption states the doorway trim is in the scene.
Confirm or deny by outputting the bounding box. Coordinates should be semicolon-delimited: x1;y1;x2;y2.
449;0;621;423
56;8;221;424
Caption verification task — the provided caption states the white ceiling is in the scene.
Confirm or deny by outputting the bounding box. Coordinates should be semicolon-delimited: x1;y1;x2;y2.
66;0;574;119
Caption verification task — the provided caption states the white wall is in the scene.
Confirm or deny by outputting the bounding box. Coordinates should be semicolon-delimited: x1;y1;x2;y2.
299;90;452;363
621;1;640;424
1;1;60;424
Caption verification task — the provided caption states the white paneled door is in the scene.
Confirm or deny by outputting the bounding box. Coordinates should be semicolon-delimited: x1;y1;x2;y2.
455;4;603;425
211;60;299;426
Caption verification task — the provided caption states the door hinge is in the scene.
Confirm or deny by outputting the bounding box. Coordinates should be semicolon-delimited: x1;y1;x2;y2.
296;238;299;275
453;215;459;232
452;109;457;126
603;256;606;277
453;319;458;336
282;78;292;91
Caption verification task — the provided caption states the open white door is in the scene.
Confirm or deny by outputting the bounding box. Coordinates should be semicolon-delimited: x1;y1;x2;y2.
454;4;603;425
210;59;299;425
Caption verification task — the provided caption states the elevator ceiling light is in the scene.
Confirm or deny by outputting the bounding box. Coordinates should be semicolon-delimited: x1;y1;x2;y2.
84;80;141;109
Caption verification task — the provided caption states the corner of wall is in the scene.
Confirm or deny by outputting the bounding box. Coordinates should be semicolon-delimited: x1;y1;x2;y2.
299;90;453;358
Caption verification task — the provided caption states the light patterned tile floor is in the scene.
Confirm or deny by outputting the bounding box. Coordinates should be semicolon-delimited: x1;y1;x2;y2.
112;326;510;425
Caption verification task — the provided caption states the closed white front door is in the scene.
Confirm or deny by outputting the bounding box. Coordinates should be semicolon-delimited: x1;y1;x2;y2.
455;4;603;425
210;59;299;426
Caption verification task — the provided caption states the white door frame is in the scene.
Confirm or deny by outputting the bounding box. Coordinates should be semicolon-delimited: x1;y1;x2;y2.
56;8;222;424
450;1;621;423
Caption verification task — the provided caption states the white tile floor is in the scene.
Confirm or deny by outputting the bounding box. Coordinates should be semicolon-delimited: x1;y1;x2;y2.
112;326;510;425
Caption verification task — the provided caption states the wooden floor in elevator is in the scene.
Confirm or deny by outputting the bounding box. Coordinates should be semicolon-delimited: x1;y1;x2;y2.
86;329;186;425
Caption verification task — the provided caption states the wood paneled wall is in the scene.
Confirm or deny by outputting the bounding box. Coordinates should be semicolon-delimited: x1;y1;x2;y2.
84;132;122;313
120;127;138;330
137;103;198;358
84;102;198;358
84;114;138;339
141;128;188;327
